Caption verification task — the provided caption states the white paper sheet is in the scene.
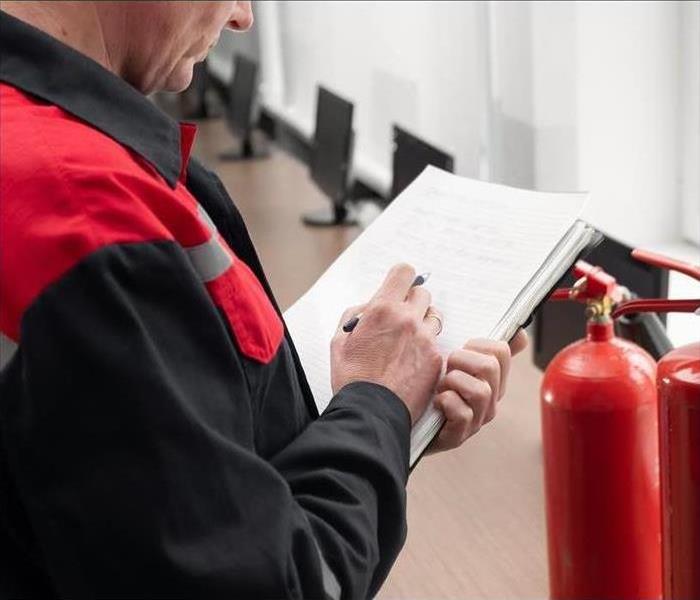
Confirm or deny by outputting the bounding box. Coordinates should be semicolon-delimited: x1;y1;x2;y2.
284;167;589;462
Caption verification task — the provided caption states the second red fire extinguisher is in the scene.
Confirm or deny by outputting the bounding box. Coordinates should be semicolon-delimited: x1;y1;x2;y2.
540;261;662;599
610;249;700;600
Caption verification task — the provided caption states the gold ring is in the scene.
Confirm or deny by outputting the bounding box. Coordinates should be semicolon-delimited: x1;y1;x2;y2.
425;310;443;336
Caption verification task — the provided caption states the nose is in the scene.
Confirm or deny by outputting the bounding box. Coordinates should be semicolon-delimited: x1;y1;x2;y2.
228;1;254;32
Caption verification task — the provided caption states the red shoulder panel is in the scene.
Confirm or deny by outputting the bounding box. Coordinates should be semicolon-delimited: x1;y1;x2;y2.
206;244;285;365
0;85;180;340
1;85;284;365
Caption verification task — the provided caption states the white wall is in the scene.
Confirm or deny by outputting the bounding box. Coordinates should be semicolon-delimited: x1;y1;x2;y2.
488;1;536;188
575;1;681;246
680;0;700;245
531;1;579;192
494;0;687;246
254;0;696;247
268;1;484;192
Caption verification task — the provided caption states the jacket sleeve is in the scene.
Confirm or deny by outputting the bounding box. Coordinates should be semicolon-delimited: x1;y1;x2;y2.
1;240;411;599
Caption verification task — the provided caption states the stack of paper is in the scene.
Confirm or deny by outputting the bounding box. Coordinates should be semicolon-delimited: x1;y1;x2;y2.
285;167;595;466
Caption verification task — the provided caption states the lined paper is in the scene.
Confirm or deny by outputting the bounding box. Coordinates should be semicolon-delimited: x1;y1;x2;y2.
284;167;590;463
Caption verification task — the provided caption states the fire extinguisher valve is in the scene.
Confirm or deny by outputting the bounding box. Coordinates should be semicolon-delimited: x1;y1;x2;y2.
585;296;617;321
550;260;629;323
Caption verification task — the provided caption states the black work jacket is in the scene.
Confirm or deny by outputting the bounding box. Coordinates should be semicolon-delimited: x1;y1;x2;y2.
0;12;410;599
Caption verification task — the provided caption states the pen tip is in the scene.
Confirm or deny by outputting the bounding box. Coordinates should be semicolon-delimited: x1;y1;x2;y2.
415;272;431;285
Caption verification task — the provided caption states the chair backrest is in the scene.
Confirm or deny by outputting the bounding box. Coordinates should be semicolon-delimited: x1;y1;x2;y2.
390;125;454;200
310;86;355;205
226;54;258;138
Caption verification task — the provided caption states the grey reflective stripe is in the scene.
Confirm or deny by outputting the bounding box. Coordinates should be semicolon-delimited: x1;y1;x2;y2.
184;204;233;282
185;236;232;283
313;539;341;600
0;333;18;370
197;203;217;234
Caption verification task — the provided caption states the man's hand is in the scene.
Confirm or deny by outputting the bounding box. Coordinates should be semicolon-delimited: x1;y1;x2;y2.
331;264;443;424
428;330;528;453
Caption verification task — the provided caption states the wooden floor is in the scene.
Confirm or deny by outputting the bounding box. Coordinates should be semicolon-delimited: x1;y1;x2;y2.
193;119;548;599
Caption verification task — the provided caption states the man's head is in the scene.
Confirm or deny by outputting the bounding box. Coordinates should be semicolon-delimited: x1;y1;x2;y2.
0;1;253;94
98;1;253;93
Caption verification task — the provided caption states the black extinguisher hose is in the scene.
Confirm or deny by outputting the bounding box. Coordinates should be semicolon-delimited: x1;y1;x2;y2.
616;311;674;360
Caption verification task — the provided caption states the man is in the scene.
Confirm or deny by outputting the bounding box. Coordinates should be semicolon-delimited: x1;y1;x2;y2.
0;2;526;598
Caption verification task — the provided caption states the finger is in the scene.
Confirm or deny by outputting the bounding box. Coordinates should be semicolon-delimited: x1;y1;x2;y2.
431;390;475;451
370;263;416;303
438;368;492;430
509;329;529;356
335;303;367;334
446;347;501;404
405;286;432;318
460;339;509;398
421;306;443;337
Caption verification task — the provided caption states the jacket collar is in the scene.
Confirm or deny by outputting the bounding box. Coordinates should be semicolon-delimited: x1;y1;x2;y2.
0;10;183;188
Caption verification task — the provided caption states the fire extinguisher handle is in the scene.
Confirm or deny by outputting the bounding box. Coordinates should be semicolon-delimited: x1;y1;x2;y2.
611;298;700;319
632;249;700;282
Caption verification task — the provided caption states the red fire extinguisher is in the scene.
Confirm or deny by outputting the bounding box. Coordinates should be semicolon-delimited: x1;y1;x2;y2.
541;261;662;599
610;249;700;600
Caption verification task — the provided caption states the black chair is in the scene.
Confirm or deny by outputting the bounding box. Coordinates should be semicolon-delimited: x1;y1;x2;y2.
302;86;356;226
219;54;268;161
